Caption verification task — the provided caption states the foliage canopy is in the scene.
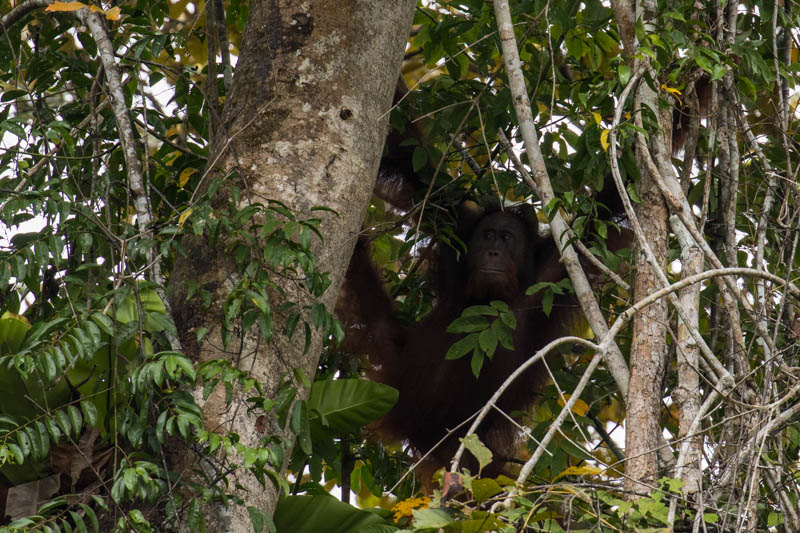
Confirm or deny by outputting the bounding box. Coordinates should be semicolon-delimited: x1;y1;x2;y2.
0;0;799;531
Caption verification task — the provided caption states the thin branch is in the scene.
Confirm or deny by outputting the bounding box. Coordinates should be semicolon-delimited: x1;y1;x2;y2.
492;0;630;397
449;335;597;473
77;8;181;352
496;128;630;292
0;0;51;34
608;67;729;387
487;264;796;507
0;100;110;213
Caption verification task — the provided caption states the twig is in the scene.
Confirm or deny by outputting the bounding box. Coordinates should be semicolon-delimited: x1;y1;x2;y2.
448;335;595;473
0;100;110;213
496;129;630;292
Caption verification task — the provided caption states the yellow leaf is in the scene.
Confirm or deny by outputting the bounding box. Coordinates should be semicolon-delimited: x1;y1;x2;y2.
179;167;197;188
46;2;121;20
661;84;683;105
557;394;589;416
103;6;121;20
600;129;610;152
596;397;625;423
536;101;549;114
591;112;602;125
46;2;89;12
178;208;193;227
356;491;381;509
89;4;120;19
553;464;604;481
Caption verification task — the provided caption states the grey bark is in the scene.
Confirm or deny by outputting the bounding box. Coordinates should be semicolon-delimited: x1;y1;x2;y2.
168;0;415;529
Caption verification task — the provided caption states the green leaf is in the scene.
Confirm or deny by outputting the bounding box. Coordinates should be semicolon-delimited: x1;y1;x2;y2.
247;506;276;533
445;333;478;360
7;442;24;463
67;405;83;436
493;320;514;351
176;414;191;439
447;315;489;333
34;421;50;458
155;410;168;443
461;433;493;469
472;478;502;504
307;379;398;437
1;119;25;138
40;352;57;382
412;508;453;529
525;281;550;295
499;310;516;330
285;313;300;338
293;368;310;389
542;289;554;316
412;145;428;172
463;304;499;316
489;301;509;312
478;326;497;355
81;401;98;427
123;468;137;492
83;320;102;348
151;360;164;387
273;495;388;533
618;64;632;85
470;349;484;377
627;182;642;203
44;417;62;442
1;89;28;102
291;400;312;454
80;503;99;532
5;518;35;530
70;511;88;533
54;409;72;437
0;316;30;353
16;427;31;458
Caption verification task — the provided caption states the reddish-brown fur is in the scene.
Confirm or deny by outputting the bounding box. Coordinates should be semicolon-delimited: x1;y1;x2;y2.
340;202;582;475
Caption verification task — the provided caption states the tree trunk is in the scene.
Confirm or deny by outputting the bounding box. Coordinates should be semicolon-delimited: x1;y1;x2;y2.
168;0;415;528
624;82;670;497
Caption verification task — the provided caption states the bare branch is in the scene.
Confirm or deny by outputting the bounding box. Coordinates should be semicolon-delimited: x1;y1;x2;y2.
448;335;598;474
492;0;630;397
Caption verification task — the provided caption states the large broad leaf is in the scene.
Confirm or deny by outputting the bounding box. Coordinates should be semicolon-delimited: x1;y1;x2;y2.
0;314;29;354
0;316;69;419
0;315;68;484
114;285;169;330
307;379;398;436
274;495;396;533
